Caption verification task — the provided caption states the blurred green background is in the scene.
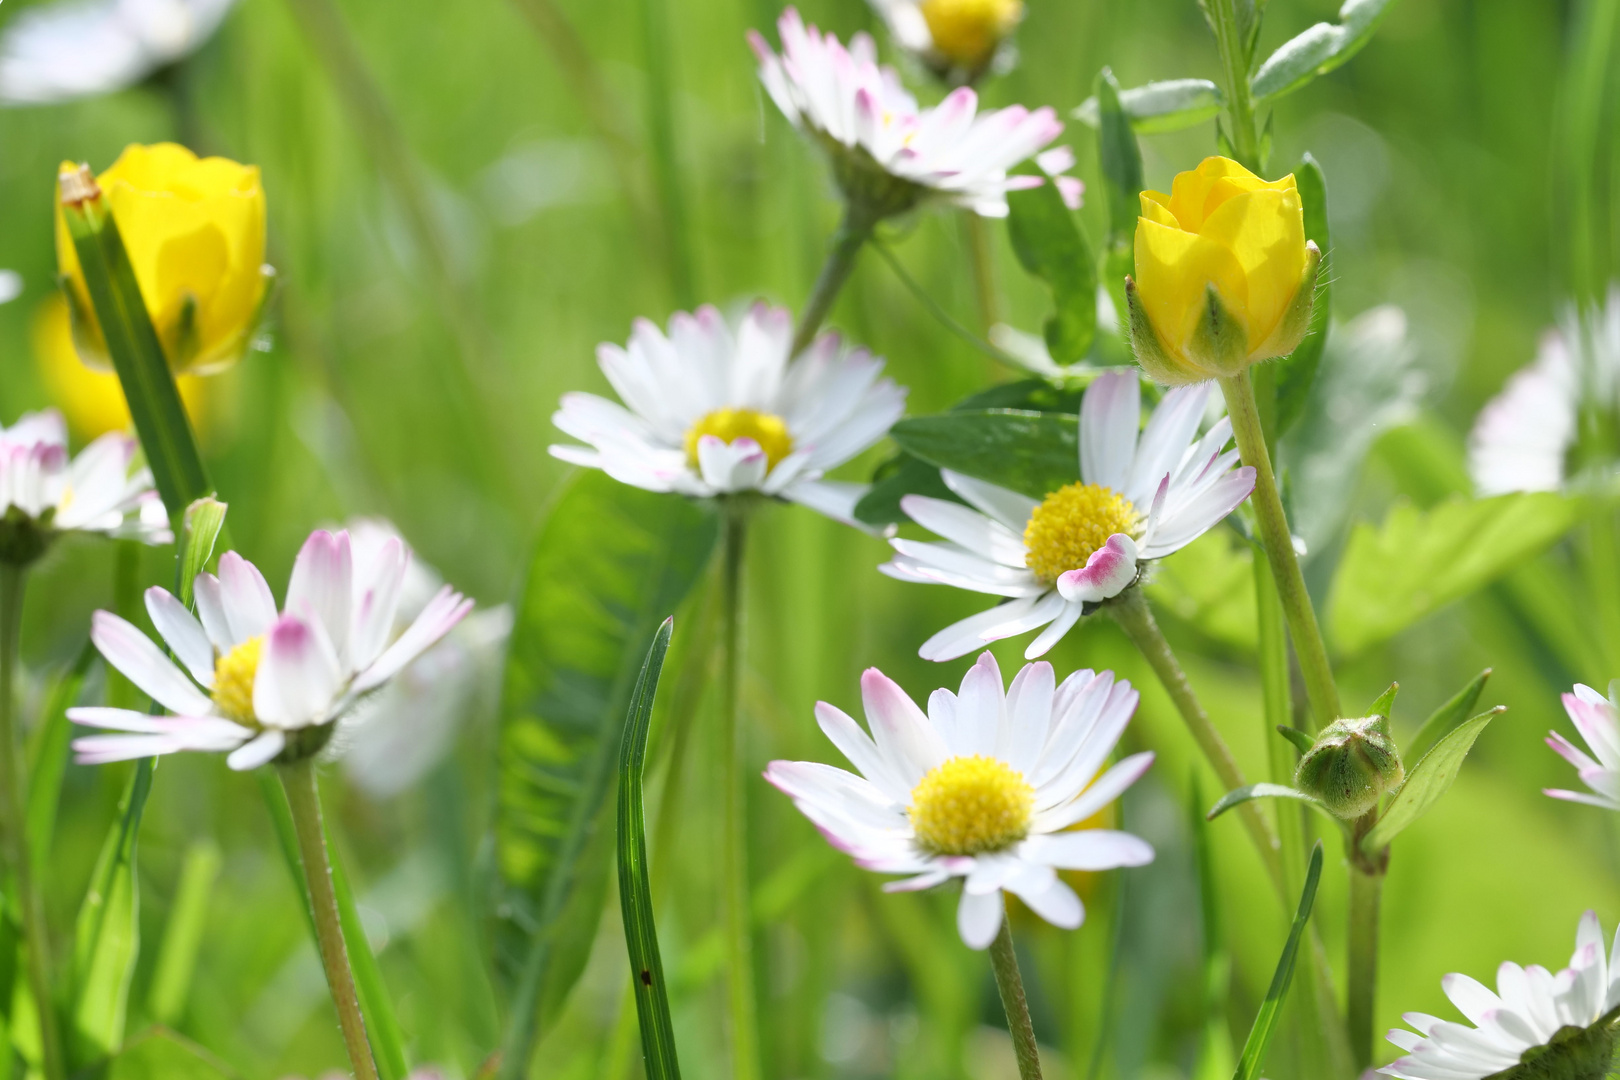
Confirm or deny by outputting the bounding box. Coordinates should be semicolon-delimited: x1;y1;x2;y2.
0;0;1615;1076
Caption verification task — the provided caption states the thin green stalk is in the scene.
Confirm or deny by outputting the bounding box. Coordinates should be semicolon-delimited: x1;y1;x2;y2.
279;760;380;1080
791;207;876;356
1347;839;1385;1072
987;912;1043;1080
962;212;1001;331
637;0;696;306
0;565;63;1080
718;503;760;1080
1108;587;1286;898
1205;0;1260;170
871;241;1024;369
1219;372;1341;729
1582;503;1620;677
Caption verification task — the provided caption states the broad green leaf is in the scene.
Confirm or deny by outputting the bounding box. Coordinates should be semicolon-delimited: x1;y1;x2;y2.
1361;708;1505;854
1095;67;1143;327
1273;155;1330;438
1328;493;1584;654
26;643;94;878
1072;79;1224;134
496;472;718;1077
1233;843;1324;1080
1250;0;1399;104
1008;181;1097;365
1207;783;1341;826
146;842;221;1026
1147;529;1258;651
177;498;228;606
107;1026;239;1079
617;619;680;1080
71;759;152;1065
889;410;1077;501
1405;669;1491;764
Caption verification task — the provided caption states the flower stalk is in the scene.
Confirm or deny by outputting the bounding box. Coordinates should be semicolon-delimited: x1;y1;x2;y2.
1348;822;1387;1072
279;758;381;1080
1205;0;1261;172
719;500;761;1080
0;564;64;1080
988;912;1043;1080
790;204;878;356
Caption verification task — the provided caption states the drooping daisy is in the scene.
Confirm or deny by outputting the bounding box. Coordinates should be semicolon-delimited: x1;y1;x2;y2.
550;302;907;525
1546;682;1620;813
69;527;473;770
748;7;1077;221
0;0;238;105
0;408;167;564
767;651;1154;949
1469;286;1620;496
868;0;1023;85
1382;910;1620;1080
882;369;1255;661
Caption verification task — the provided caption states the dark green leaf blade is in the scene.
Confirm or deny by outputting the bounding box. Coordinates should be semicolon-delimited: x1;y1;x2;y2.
1274;154;1330;437
1406;669;1491;764
1233;842;1324;1080
888;410;1078;500
1007;181;1096;365
26;643;94;879
1096;67;1144;328
617;618;680;1080
1207;782;1340;825
1362;708;1506;854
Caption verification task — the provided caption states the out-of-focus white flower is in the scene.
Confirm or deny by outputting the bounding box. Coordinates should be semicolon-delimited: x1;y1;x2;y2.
69;527;472;770
882;370;1255;661
0;271;21;305
1469;286;1620;496
1547;682;1620;813
767;652;1153;949
1381;910;1620;1080
868;0;1023;84
0;0;238;105
0;408;167;562
748;8;1075;220
339;519;510;798
550;302;907;526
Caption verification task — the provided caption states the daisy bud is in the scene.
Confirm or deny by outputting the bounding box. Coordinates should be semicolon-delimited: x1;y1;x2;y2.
1294;714;1403;820
1127;156;1321;386
56;143;271;376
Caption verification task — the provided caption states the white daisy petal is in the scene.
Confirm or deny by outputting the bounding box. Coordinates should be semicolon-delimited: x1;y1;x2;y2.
90;610;213;716
218;552;279;642
227;730;287;772
144;586;216;687
253;615;344;729
1079;369;1140;492
956;888;1004;949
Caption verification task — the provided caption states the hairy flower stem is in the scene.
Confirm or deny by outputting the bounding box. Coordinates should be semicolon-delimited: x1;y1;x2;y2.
1109;587;1287;897
1206;0;1261;171
988;913;1044;1080
719;502;761;1080
0;565;63;1080
791;205;876;356
1219;373;1342;729
280;759;380;1080
1348;831;1386;1072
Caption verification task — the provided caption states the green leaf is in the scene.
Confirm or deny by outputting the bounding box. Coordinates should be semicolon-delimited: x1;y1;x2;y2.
1206;782;1340;826
617;619;681;1080
496;472;718;1076
1232;842;1324;1080
145;842;221;1027
1072;79;1224;134
889;410;1077;501
176;499;228;607
1008;182;1097;365
107;1027;241;1079
1250;0;1400;104
1328;493;1584;654
1094;67;1144;329
1273;155;1330;437
1406;669;1492;764
70;759;152;1065
328;826;410;1080
1361;707;1506;854
1146;529;1258;651
855;455;960;528
26;643;94;880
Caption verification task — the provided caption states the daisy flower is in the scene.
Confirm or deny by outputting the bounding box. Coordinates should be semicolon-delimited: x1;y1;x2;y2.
868;0;1023;84
0;408;167;564
0;0;238;105
748;7;1078;221
550;302;907;525
1381;910;1620;1080
766;651;1154;949
69;527;473;770
882;369;1255;661
1546;682;1620;813
1469;286;1620;496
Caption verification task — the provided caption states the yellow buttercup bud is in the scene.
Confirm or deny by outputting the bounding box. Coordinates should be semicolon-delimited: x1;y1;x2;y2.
55;143;269;375
1127;156;1320;385
919;0;1023;73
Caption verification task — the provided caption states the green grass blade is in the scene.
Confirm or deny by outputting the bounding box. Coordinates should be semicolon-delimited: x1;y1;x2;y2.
26;643;95;880
1232;841;1324;1080
616;617;679;1079
146;841;222;1026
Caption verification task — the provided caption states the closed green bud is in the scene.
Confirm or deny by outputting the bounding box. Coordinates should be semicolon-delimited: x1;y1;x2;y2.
1294;715;1404;820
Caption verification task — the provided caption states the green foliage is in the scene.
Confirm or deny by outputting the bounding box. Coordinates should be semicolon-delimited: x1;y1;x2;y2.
1405;670;1491;764
1273;155;1330;438
1233;843;1324;1080
146;842;221;1027
1206;782;1342;827
1095;66;1145;324
1073;79;1225;134
176;499;228;605
1329;494;1585;655
888;410;1078;501
1362;707;1506;854
1250;0;1401;103
1007;181;1097;365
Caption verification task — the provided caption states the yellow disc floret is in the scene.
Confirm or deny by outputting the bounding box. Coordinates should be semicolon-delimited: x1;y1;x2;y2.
1022;482;1142;585
909;755;1035;856
684;408;793;471
919;0;1023;70
212;636;264;724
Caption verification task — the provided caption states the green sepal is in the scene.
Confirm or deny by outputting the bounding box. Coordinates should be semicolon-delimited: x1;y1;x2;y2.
1125;276;1201;386
1366;682;1398;726
1187;282;1251;378
1276;725;1315;756
1294;715;1404;820
1254;241;1323;361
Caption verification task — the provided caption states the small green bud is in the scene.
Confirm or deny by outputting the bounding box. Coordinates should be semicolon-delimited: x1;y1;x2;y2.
1294;715;1404;820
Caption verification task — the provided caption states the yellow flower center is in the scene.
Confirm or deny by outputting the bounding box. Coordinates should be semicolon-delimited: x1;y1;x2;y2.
212;636;263;724
919;0;1023;68
1022;482;1142;585
909;755;1034;856
683;408;793;471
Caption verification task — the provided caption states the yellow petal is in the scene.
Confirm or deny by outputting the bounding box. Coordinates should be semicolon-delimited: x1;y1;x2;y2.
1139;193;1180;229
1196;185;1306;350
1134;216;1249;364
